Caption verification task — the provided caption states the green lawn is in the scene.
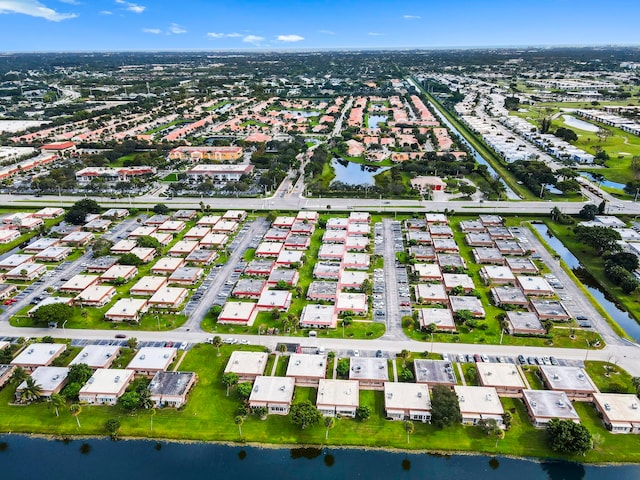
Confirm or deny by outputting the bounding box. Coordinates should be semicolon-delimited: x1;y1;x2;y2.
0;344;638;461
584;361;636;394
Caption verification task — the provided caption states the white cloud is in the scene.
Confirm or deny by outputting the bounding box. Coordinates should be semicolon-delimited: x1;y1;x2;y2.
403;15;421;19
0;0;77;21
242;35;264;44
169;23;186;34
115;0;145;13
368;32;383;36
99;10;112;14
142;27;161;34
59;0;80;4
318;29;335;35
207;32;242;39
277;34;303;42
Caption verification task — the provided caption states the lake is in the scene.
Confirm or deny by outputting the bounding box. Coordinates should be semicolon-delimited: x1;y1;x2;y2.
578;172;626;191
331;158;389;186
532;223;640;340
0;435;638;480
368;114;388;129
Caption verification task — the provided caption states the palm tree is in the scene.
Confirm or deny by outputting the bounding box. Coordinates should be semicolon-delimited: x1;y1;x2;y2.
324;416;335;440
212;336;222;356
404;420;415;444
139;389;153;410
234;415;244;439
20;377;42;404
50;393;65;417
70;403;82;428
10;366;28;385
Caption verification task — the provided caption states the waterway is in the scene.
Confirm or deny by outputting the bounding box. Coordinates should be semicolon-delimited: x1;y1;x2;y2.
367;114;388;130
0;435;637;480
422;96;520;200
330;158;389;186
532;223;640;340
578;172;626;191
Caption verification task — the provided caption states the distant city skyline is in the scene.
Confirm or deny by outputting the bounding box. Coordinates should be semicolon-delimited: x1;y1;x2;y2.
0;0;639;52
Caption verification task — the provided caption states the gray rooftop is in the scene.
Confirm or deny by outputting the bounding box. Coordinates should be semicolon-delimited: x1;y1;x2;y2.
523;389;580;420
349;357;388;382
414;359;457;385
149;371;196;396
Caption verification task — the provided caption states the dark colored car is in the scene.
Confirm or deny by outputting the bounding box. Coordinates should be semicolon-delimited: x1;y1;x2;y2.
518;355;526;365
115;333;127;339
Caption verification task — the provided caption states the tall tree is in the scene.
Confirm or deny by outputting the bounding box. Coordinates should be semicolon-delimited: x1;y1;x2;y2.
430;385;462;428
546;418;593;455
70;403;82;428
212;336;222;356
68;363;93;385
222;372;239;397
404;420;415;444
290;401;322;430
19;376;42;403
324;416;335;440
50;393;65;417
234;415;244;438
574;226;621;254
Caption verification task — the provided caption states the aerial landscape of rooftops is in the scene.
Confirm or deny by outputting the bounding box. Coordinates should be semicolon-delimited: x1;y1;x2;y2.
1;0;640;477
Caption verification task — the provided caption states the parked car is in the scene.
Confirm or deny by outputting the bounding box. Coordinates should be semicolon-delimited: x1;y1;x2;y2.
115;334;127;339
518;355;527;365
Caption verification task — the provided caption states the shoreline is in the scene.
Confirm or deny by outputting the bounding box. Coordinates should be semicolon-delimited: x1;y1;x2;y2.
1;431;634;467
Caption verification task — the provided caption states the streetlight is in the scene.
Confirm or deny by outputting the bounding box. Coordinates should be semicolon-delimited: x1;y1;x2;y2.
584;339;590;363
155;315;160;331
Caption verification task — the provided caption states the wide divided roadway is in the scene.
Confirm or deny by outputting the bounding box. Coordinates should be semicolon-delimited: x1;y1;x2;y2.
2;192;639;216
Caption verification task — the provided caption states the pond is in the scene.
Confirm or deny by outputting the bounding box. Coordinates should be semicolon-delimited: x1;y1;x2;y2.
532;223;640;341
562;115;600;133
279;110;320;118
330;158;390;186
1;434;639;480
578;172;626;191
367;115;388;130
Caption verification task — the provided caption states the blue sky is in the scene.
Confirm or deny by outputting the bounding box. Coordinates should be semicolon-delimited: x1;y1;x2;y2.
1;0;639;51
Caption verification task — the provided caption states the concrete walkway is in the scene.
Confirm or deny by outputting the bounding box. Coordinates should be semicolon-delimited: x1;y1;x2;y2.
392;358;398;382
456;363;467;385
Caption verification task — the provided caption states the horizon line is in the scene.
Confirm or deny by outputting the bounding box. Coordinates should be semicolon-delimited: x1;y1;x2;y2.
2;43;640;55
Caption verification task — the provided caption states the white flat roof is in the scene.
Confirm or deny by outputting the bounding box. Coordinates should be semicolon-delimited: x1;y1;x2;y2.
593;393;640;424
149;287;187;304
77;285;115;302
105;298;148;318
219;301;257;322
476;362;526;389
70;345;120;369
79;369;135;395
60;274;99;291
384;382;431;411
454;386;504;416
131;276;167;293
300;304;336;327
317;379;359;408
127;347;177;371
19;366;68;392
286;353;327;379
250;375;295;404
11;343;66;367
225;351;268;376
336;292;367;311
